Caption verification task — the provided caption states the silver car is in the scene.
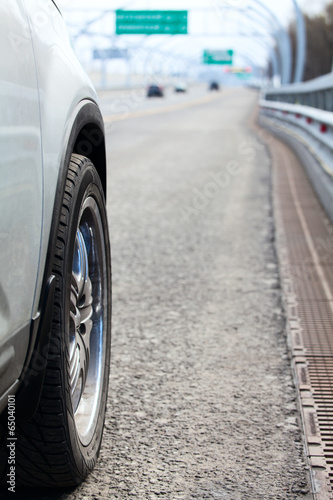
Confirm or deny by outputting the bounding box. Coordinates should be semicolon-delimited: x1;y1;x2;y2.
0;0;111;488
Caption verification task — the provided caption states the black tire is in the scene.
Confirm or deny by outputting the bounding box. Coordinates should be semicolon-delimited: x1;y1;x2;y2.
12;155;111;487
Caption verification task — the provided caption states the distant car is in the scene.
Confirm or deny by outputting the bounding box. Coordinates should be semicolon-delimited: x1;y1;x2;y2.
209;81;220;91
174;81;188;93
147;84;164;97
0;0;111;488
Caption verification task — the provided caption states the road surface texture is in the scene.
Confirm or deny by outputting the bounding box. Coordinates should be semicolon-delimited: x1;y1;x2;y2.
2;87;313;499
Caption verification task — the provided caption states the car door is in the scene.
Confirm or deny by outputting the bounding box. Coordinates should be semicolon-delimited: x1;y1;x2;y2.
0;0;43;403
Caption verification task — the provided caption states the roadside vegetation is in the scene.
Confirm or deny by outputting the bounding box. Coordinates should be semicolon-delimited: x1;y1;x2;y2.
289;1;333;81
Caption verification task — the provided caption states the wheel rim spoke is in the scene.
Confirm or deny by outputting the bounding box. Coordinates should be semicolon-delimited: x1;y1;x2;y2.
68;196;107;444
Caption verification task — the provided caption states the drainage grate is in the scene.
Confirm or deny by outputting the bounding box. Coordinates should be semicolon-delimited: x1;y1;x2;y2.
262;119;333;498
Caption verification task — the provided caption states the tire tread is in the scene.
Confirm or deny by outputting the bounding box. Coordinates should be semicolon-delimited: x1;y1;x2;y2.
0;155;111;487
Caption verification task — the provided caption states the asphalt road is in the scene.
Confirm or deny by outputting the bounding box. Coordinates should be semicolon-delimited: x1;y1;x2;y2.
7;87;313;499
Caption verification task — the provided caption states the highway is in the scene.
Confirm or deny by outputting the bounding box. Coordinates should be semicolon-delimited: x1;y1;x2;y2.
101;86;311;499
9;86;313;499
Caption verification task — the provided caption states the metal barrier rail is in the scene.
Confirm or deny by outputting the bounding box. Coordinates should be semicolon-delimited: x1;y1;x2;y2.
259;99;333;159
263;73;333;112
259;79;333;230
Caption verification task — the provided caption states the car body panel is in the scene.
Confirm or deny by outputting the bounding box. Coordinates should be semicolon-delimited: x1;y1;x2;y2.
0;0;43;396
25;0;99;319
0;0;106;405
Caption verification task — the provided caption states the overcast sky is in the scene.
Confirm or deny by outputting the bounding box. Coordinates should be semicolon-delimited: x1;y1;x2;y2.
59;0;332;80
59;0;331;23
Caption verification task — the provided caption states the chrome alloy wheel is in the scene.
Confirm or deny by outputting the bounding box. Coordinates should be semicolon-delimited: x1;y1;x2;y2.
69;196;107;446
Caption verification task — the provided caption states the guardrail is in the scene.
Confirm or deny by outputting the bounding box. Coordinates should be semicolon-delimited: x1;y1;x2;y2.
259;99;333;160
263;72;333;112
260;72;333;169
259;72;333;223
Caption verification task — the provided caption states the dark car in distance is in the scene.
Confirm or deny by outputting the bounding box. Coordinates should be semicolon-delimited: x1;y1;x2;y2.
209;81;220;91
147;84;164;97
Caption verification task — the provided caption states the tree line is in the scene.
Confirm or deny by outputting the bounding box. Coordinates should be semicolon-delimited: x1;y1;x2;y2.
289;1;333;81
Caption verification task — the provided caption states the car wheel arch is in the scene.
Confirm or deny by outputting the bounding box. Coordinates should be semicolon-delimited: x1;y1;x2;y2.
69;99;107;197
15;98;107;420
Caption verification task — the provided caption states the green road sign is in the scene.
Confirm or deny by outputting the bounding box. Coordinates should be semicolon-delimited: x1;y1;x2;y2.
203;50;233;65
116;10;188;35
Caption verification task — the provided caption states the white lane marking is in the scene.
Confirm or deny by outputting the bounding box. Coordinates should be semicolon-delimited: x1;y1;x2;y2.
103;92;225;123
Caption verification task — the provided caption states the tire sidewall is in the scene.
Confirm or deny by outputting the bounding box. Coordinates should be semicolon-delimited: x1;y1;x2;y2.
56;159;111;470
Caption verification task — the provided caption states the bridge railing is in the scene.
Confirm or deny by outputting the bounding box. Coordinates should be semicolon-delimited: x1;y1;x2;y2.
262;73;333;112
259;72;333;224
260;72;333;165
259;99;333;156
